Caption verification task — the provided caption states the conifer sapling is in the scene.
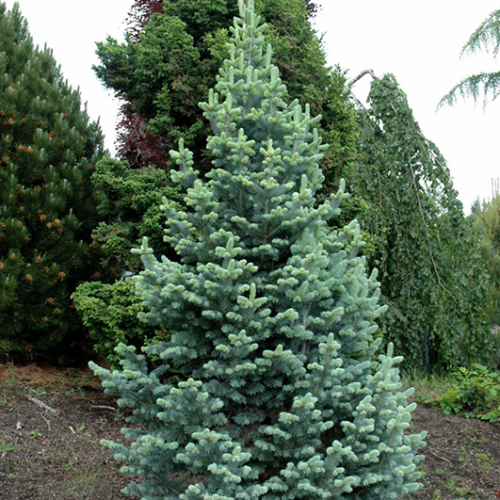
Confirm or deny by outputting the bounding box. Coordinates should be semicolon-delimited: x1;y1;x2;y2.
91;1;426;498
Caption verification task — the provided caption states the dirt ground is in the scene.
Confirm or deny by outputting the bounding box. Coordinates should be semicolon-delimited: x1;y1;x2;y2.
0;364;499;500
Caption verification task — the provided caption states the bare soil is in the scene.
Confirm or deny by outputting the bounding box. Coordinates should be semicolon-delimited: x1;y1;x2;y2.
0;364;499;500
410;402;500;499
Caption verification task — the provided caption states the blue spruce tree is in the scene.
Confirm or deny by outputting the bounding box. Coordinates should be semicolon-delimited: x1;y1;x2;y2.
91;1;425;498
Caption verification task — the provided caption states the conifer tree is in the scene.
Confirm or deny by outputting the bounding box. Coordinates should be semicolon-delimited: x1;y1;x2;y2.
94;0;357;194
75;0;358;362
0;2;105;356
439;8;500;107
473;180;500;327
91;2;425;498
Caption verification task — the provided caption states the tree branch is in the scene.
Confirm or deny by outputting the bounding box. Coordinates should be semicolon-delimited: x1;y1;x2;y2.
347;69;377;88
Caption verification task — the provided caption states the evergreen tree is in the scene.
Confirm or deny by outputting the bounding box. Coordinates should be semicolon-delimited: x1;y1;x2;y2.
355;74;492;372
472;180;500;327
74;0;359;362
93;0;357;194
0;2;105;356
91;2;425;498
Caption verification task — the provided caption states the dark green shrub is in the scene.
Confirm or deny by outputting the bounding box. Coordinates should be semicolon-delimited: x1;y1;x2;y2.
72;157;180;363
90;157;180;277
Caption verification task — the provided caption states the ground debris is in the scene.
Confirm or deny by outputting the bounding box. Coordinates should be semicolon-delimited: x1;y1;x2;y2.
27;395;57;414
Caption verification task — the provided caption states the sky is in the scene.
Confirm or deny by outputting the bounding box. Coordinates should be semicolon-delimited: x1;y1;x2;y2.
3;0;500;213
313;1;500;213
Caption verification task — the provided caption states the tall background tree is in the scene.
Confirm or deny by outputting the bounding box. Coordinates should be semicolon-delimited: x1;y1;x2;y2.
0;2;105;358
93;0;357;195
354;73;493;372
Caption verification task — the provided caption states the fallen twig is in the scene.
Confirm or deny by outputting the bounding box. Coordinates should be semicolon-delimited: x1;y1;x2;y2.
68;426;84;439
428;451;451;463
27;396;57;414
91;405;116;411
42;415;51;432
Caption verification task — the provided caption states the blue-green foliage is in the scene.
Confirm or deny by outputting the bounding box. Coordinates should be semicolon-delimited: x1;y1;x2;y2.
91;1;425;498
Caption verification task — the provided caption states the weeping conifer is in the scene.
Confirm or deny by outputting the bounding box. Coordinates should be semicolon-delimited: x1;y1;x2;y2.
355;74;492;372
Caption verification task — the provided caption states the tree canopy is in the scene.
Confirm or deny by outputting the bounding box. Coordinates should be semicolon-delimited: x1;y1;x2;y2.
93;0;358;196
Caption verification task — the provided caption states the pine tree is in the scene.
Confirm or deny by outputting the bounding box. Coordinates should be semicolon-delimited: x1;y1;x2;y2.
91;2;425;498
0;2;105;356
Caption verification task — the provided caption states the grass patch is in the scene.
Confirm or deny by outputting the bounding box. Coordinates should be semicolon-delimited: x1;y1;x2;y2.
402;372;456;405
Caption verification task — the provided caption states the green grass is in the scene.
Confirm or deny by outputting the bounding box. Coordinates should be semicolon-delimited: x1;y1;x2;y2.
402;373;456;405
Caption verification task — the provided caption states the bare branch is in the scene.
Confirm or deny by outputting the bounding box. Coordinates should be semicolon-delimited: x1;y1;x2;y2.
347;69;377;88
27;396;58;414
